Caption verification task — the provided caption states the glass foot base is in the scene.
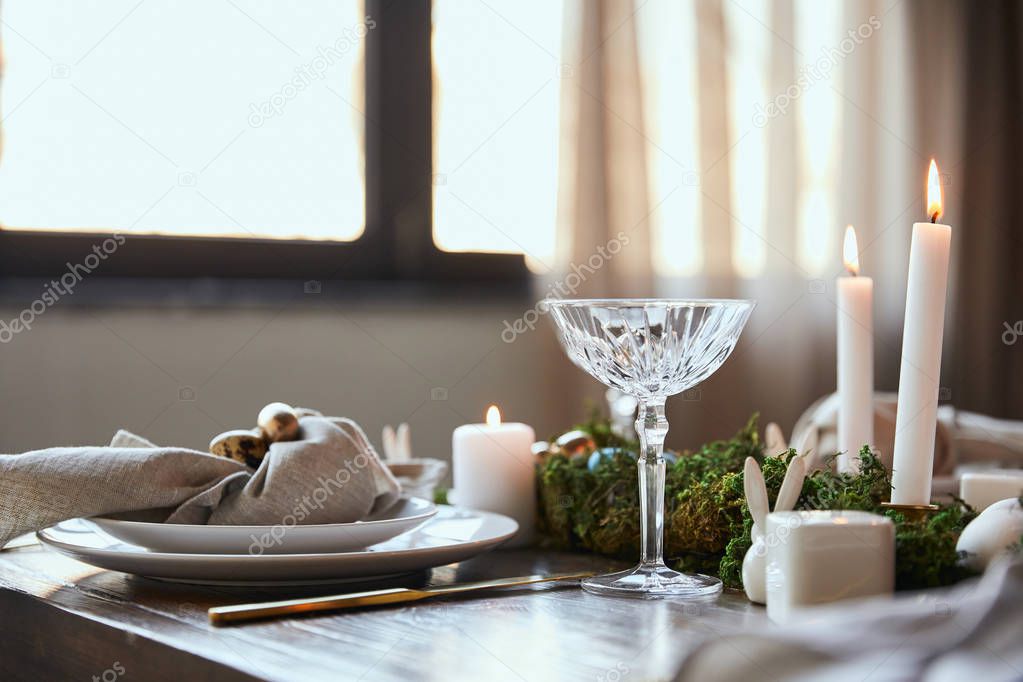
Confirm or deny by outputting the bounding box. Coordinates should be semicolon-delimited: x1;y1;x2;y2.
581;563;723;599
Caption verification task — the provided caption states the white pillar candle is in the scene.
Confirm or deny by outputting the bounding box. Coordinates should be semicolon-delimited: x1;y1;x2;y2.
892;160;952;505
960;470;1023;512
836;226;874;474
451;405;536;546
765;510;894;624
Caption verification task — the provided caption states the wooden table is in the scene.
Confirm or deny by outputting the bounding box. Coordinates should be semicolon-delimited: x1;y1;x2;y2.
0;540;766;682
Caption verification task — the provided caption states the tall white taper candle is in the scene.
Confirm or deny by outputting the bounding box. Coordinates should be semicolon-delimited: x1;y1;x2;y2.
836;226;874;473
891;161;951;505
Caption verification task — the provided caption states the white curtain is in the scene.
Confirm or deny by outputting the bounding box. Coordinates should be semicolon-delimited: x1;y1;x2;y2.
549;0;968;446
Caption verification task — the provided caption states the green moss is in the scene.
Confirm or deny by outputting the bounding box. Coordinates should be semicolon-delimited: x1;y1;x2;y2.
716;450;802;588
537;418;979;592
666;415;761;574
889;503;976;589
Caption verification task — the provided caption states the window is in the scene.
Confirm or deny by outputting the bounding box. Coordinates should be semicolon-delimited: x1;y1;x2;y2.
432;0;563;270
0;0;876;282
0;0;529;282
1;0;365;240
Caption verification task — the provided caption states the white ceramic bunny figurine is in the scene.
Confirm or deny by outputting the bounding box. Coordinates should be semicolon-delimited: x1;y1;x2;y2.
764;422;788;456
742;453;807;604
381;423;412;463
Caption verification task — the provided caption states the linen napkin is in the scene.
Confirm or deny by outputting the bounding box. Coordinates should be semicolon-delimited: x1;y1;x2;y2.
673;555;1023;682
0;416;401;547
790;391;1023;474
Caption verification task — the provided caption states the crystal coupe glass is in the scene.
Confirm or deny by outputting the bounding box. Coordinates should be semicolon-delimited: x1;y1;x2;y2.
545;299;755;598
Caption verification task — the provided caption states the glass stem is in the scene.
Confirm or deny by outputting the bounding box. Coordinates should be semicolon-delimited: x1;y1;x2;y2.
636;397;668;567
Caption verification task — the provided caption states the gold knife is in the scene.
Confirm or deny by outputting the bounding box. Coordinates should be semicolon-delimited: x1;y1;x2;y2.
208;572;593;625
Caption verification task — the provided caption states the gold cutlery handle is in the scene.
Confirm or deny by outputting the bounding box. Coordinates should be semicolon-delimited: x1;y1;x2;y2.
209;588;429;624
208;572;591;625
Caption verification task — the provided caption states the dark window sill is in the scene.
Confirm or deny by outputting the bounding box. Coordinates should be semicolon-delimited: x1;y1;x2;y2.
0;274;531;310
0;229;531;308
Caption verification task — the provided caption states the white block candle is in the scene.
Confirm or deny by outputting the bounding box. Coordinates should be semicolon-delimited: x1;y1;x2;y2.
960;470;1023;512
451;406;536;546
765;510;894;623
892;160;952;505
836;226;874;474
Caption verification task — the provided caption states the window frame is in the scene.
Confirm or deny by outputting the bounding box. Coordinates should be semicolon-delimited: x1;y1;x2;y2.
0;0;529;283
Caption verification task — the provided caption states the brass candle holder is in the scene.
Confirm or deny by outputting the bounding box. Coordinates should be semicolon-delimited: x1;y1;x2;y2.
880;501;940;522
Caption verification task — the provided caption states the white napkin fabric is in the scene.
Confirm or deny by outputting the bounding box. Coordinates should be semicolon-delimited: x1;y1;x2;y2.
791;392;1023;475
0;416;401;547
674;555;1023;682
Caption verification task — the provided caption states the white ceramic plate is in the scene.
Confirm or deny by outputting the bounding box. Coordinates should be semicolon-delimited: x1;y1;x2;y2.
90;496;437;555
37;505;517;585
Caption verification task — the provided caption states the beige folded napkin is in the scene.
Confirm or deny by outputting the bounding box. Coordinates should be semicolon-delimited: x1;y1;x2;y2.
0;416;401;547
790;392;1023;474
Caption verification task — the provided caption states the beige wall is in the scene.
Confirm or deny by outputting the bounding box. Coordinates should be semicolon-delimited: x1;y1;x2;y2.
0;289;848;465
0;300;572;462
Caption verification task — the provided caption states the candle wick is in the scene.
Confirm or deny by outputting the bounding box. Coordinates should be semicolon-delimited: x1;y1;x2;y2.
930;211;939;223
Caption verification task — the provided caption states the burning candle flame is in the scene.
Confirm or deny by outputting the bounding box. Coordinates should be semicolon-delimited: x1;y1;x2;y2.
927;159;943;223
842;225;860;276
486;405;502;427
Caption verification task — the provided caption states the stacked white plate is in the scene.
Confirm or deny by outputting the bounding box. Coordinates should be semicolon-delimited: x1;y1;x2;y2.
37;497;518;586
